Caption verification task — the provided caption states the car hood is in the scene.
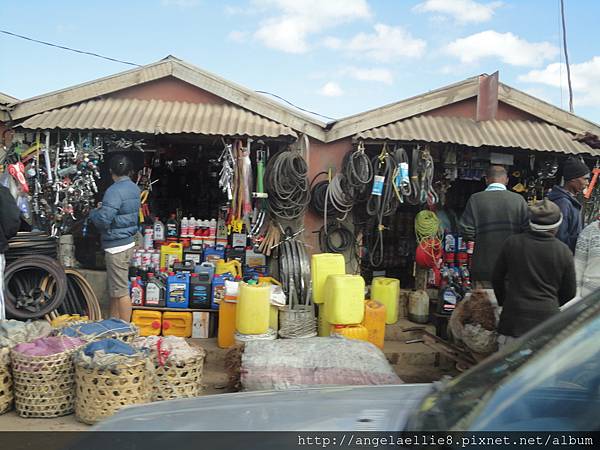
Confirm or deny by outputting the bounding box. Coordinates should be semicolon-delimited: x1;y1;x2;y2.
93;384;433;431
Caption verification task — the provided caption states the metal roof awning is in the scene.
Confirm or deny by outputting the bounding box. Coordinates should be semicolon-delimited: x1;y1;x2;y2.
17;98;298;139
356;115;599;156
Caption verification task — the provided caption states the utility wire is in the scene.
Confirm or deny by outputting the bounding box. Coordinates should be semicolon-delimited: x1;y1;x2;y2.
256;90;337;121
557;0;563;109
1;28;336;122
559;0;574;113
0;29;142;67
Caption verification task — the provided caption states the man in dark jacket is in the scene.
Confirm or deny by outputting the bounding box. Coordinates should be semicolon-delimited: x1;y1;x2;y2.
0;185;21;319
89;155;140;322
492;199;576;348
547;157;590;253
460;165;529;287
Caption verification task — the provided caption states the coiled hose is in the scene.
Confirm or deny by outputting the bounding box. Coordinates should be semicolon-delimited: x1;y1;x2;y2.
415;210;443;262
3;255;67;320
367;147;398;267
265;149;311;221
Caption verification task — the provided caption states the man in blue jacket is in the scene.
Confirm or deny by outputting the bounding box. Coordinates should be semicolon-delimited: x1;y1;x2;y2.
90;155;140;321
547;158;590;253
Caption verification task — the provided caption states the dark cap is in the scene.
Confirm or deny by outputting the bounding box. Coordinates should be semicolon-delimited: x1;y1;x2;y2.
562;158;590;182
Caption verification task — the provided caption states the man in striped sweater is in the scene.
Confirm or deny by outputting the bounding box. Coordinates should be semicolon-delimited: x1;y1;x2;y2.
574;216;600;298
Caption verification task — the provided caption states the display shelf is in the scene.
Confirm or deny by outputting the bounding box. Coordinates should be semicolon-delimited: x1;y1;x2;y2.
132;306;218;313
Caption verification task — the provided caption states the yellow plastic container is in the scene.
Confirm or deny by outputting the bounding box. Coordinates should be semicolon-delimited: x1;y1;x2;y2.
236;283;270;335
160;243;183;270
218;300;237;348
318;305;330;337
215;259;243;277
131;310;162;336
371;277;400;324
324;275;365;324
331;324;369;342
311;253;346;304
270;305;279;331
162;311;192;338
362;300;386;349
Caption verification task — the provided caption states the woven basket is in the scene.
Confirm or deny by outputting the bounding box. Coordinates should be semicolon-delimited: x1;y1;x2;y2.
279;306;317;339
0;358;12;415
74;357;151;424
152;353;205;402
11;345;82;418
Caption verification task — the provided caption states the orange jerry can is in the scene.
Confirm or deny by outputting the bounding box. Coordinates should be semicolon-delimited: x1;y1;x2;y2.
330;324;369;342
362;300;386;349
162;311;193;338
131;310;162;336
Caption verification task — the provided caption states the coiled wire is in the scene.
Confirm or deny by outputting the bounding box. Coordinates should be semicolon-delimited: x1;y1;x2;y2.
265;150;311;221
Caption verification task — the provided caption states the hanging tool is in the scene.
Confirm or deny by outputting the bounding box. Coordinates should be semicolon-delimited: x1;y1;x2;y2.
584;162;600;200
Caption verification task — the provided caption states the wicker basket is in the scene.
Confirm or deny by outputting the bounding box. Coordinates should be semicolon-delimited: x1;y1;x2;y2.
11;345;82;418
0;351;12;415
74;357;151;424
152;353;205;402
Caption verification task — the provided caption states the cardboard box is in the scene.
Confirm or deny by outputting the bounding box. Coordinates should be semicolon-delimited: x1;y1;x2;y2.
192;312;210;338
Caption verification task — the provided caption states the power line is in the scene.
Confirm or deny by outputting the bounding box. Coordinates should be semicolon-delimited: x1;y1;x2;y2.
0;29;142;67
1;28;336;122
256;90;337;121
557;0;563;109
559;0;574;113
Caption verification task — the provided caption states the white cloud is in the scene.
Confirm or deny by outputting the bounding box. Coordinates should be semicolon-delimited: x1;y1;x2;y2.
251;0;371;53
414;0;503;24
228;31;248;43
325;24;426;62
519;56;600;107
161;0;199;7
342;67;394;85
318;82;344;97
445;30;558;67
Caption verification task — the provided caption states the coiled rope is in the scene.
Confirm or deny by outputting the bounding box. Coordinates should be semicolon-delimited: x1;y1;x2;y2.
415;210;443;262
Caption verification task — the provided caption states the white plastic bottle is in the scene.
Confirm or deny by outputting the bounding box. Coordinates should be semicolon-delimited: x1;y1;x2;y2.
181;217;189;238
153;217;165;242
209;218;217;244
189;217;196;237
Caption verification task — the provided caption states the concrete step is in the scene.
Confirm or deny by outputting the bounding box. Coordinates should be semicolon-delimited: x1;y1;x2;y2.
385;318;436;342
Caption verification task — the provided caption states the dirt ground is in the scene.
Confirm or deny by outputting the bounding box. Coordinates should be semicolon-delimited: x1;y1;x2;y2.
0;324;458;431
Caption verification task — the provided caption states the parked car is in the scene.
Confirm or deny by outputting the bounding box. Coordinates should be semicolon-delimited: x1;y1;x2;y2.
94;290;600;432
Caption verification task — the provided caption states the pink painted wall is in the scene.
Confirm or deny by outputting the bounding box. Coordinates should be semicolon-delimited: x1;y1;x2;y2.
109;77;230;105
425;97;541;121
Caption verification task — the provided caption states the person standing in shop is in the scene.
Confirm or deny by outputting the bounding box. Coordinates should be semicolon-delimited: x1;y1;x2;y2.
574;215;600;298
547;157;590;253
90;155;140;322
0;184;21;319
459;165;529;288
492;199;576;348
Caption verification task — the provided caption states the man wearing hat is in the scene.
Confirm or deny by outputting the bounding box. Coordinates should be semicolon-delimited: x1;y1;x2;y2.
492;199;576;348
547;158;590;252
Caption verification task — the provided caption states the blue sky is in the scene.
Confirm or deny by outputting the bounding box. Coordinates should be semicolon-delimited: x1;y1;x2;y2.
1;0;599;125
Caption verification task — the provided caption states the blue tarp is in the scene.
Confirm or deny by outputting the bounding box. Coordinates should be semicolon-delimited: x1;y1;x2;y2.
62;318;135;338
83;338;137;357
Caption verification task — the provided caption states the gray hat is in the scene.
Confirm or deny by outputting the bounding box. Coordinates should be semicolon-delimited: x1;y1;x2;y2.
562;158;590;182
529;199;563;231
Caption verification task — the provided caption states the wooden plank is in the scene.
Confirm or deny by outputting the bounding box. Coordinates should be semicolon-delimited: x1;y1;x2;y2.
325;79;479;142
172;62;328;141
498;83;600;136
133;305;218;313
11;60;173;120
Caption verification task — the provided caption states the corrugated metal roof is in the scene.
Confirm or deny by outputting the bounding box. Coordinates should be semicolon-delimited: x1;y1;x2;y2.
356;115;599;155
18;98;297;138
